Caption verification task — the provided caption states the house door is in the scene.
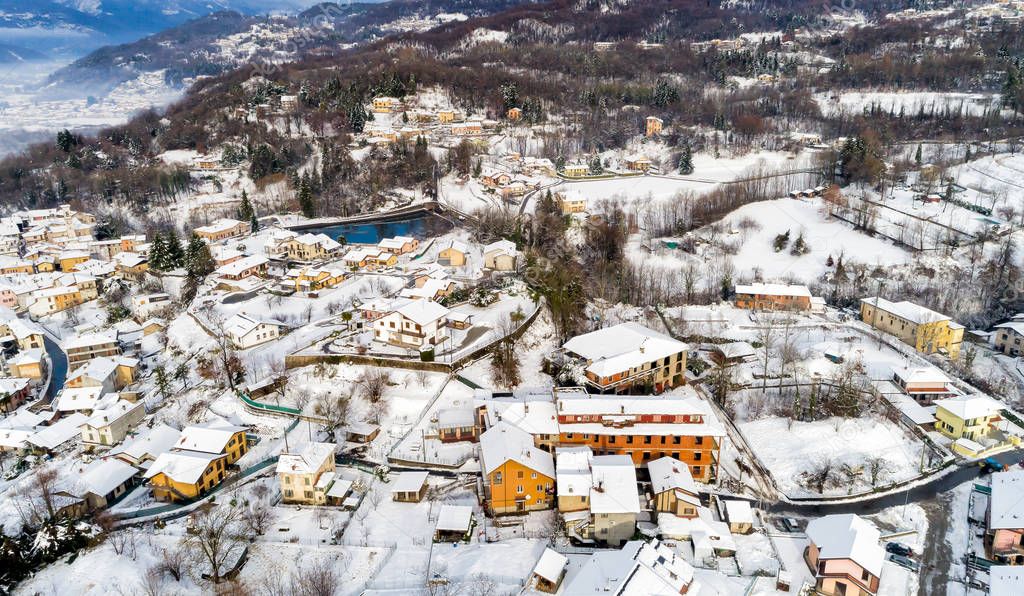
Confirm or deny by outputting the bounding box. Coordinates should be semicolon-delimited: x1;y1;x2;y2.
516;500;525;512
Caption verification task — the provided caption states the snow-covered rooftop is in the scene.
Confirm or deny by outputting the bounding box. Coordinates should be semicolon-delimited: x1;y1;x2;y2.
734;282;811;297
861;296;950;324
173;421;247;455
391;471;429;494
276;442;335;475
647;456;699;496
435;504;473;532
395;299;450;326
144;450;223;484
589;455;640;514
562;322;687;378
990;469;1024;530
480;421;554;478
934;394;1002;421
806;514;884;577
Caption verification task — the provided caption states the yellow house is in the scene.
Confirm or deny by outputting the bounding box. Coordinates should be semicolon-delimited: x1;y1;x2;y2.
437;109;456;123
58;251;90;271
0;260;35;274
287;266;346;292
480;422;555;515
145;421;249;502
145;451;230;502
28;286;85;317
860;297;964;359
934;394;1004;441
8;349;44;379
507;107;522;120
645;116;663;137
438;240;469;267
556;191;587;215
563;162;589;178
372;96;402;113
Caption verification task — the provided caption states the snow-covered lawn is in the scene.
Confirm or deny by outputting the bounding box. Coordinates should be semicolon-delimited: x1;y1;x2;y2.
739;416;926;498
712;197;913;283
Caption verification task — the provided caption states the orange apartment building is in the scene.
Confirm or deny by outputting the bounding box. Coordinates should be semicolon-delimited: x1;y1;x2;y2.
479;421;555;515
552;388;724;483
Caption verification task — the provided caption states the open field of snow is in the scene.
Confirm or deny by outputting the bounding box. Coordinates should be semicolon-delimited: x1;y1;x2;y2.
739;416;927;498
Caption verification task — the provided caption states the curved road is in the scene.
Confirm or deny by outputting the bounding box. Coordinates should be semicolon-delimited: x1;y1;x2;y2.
768;449;1022;516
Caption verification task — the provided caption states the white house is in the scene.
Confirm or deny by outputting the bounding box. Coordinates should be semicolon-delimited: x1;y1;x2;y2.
224;312;285;349
373;299;450;349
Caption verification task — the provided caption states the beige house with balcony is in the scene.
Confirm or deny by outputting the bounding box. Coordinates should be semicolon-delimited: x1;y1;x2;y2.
562;322;687;393
277;442;342;505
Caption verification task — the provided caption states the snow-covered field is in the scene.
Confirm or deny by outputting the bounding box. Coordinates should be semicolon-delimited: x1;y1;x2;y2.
739;416;926;497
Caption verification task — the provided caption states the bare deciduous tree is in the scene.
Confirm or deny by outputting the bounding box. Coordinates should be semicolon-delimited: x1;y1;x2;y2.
183;503;247;584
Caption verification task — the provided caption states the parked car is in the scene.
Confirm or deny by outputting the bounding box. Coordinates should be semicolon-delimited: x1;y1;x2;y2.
887;553;920;572
980;457;1006;474
886;542;914;557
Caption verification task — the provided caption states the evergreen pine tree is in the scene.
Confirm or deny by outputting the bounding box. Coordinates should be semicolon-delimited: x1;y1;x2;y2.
914;144;923;166
589;156;603;175
149;233;167;271
250;212;260;233
298;179;316;218
165;230;185;269
184;234;215;278
1003;63;1021;111
237;190;254;222
678;141;694;175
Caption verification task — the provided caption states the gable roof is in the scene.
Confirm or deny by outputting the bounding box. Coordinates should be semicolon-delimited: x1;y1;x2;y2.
225;312;283;338
589;454;640;514
110;423;181;464
562;322;687;378
29;413;88;450
276;442;335;475
935;394;1002;421
395;299;450;326
144;450;223;484
806;514;884;577
391;471;429;493
173;421;247;454
647;456;699;496
79;458;138;497
860;296;950;324
479;421;554;478
531;548;568;584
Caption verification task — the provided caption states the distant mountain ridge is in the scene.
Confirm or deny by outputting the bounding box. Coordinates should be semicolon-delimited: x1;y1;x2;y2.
43;0;536;94
0;0;341;59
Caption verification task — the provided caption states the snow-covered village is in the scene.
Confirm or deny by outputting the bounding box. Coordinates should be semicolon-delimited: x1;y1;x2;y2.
2;1;1024;595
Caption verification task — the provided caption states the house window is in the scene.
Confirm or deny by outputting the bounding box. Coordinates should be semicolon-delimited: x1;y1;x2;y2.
494;472;502;484
516;485;524;494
